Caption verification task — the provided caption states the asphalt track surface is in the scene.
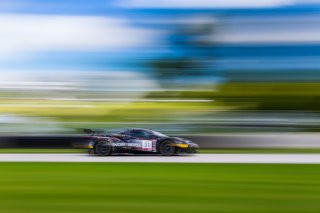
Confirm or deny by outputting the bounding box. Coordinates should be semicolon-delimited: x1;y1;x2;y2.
0;154;320;163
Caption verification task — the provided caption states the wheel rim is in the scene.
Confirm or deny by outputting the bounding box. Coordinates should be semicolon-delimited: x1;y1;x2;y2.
161;142;174;154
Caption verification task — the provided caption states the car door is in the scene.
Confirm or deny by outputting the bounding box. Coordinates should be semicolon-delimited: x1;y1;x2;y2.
128;129;154;151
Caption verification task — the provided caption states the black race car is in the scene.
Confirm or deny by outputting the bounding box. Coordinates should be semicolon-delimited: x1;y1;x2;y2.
85;128;198;156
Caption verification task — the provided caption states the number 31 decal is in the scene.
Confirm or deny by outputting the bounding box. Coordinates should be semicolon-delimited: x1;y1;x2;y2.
141;140;153;150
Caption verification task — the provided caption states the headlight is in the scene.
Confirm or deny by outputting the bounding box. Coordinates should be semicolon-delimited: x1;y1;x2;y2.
175;144;189;148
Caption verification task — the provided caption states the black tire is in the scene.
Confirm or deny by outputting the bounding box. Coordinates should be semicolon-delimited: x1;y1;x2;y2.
159;140;176;156
94;140;113;156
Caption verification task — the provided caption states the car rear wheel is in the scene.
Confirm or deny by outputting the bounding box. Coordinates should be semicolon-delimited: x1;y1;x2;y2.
94;140;112;156
159;141;176;156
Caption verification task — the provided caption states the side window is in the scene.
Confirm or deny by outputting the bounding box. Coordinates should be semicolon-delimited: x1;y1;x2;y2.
130;130;149;138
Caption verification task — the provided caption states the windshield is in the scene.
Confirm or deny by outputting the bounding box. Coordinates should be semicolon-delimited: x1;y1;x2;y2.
149;130;167;137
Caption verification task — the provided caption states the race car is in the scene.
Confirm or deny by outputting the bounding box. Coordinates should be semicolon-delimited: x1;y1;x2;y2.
85;128;199;156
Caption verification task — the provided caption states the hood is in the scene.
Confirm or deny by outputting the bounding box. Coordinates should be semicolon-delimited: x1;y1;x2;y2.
170;137;192;144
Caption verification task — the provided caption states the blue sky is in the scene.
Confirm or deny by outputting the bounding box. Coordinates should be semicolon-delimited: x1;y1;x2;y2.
1;0;320;75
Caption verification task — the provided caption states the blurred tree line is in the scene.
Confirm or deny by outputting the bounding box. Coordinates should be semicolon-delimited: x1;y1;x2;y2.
216;82;320;111
148;17;320;111
150;18;216;83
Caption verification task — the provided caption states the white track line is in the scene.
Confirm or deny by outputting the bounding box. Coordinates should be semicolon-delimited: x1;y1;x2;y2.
0;154;320;164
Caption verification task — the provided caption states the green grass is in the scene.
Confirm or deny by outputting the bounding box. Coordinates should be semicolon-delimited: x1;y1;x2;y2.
0;100;214;122
0;163;319;213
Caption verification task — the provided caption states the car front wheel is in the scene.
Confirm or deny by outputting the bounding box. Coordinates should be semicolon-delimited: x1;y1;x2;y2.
159;141;176;156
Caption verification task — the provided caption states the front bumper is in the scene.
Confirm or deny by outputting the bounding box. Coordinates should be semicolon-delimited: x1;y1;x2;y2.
176;143;199;154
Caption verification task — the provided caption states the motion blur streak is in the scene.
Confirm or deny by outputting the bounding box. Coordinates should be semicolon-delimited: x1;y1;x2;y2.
0;0;320;138
1;1;320;213
0;153;320;163
0;0;320;137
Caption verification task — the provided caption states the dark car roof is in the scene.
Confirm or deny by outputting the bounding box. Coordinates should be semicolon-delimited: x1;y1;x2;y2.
131;128;150;131
109;128;149;133
123;128;151;131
